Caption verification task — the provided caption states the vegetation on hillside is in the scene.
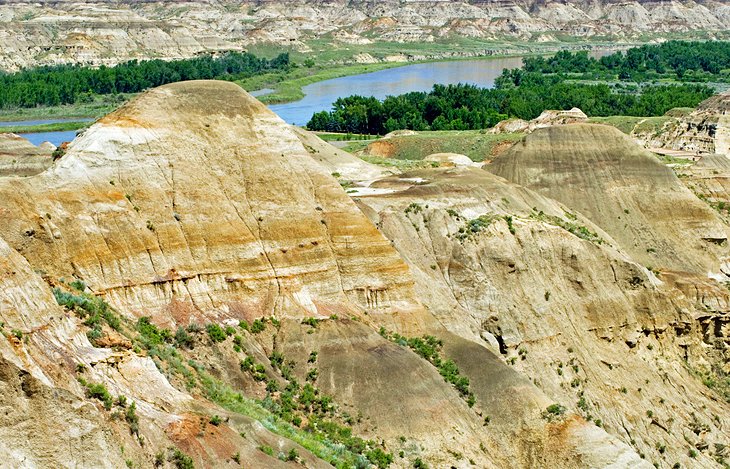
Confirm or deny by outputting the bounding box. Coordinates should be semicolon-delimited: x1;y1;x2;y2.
0;52;291;108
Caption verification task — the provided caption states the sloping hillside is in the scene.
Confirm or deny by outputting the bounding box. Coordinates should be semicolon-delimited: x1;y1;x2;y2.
0;81;651;468
488;123;730;275
354;165;730;468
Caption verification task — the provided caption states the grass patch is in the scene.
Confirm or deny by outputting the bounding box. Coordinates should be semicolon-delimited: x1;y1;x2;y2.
357;155;436;171
380;329;475;407
0;95;127;121
0;120;90;134
587;115;673;136
238;62;405;104
358;130;524;162
529;209;604;245
197;370;373;467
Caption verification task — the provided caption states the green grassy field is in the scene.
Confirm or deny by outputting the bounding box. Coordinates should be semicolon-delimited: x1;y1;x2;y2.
587;114;678;136
238;62;406;104
347;130;525;162
0;97;122;122
0;121;90;134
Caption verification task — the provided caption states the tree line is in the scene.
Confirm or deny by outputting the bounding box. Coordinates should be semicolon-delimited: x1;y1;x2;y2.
307;77;713;135
0;52;291;108
523;41;730;82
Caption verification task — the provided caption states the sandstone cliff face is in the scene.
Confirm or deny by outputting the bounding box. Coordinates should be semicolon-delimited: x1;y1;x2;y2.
0;0;728;70
0;81;653;468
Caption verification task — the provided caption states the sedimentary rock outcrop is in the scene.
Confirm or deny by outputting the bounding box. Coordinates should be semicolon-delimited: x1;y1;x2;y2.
0;1;728;70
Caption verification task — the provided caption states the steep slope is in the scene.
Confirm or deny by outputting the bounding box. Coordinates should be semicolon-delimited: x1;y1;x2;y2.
0;81;649;467
0;1;728;70
353;166;730;468
488;123;730;275
0;80;417;324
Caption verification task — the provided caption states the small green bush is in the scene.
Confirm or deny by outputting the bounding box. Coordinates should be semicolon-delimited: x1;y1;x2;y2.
83;381;113;410
206;323;227;343
302;317;319;328
169;448;194;469
250;319;265;334
126;401;139;435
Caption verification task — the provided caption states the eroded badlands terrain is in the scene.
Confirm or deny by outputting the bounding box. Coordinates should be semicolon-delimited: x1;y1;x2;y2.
0;81;728;468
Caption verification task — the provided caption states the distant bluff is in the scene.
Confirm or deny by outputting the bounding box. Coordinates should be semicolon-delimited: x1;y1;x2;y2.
0;0;728;70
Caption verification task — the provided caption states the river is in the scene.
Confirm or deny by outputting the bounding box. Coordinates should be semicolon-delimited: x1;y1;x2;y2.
268;56;524;125
11;52;613;145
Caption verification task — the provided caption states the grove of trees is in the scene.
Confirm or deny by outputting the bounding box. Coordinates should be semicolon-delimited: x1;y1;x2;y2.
307;79;712;134
0;52;291;108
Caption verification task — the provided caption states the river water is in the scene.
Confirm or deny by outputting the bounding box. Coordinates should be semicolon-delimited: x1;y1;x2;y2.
0;118;92;147
269;56;524;125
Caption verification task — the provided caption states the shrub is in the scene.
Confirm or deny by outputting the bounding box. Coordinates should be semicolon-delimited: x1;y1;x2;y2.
174;327;194;349
542;404;566;420
126;401;139;435
169;448;194;469
269;351;284;369
240;356;254;372
209;415;222;426
504;215;516;235
83;381;113;410
53;286;121;332
366;448;393;468
266;380;279;393
136;316;172;348
250;319;265;334
206;323;227;343
302;317;319;328
258;445;274;456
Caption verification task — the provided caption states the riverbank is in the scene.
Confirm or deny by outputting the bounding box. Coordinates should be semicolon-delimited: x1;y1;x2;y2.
0;41;631;122
0;97;122;123
242;37;634;104
0;120;90;134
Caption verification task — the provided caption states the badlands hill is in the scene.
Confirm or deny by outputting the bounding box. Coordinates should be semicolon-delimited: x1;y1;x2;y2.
0;81;664;468
0;0;729;70
488;123;730;275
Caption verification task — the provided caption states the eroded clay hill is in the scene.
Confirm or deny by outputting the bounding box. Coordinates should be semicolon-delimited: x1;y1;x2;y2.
353;165;730;468
0;81;648;468
0;133;53;176
488;123;730;275
657;91;730;157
